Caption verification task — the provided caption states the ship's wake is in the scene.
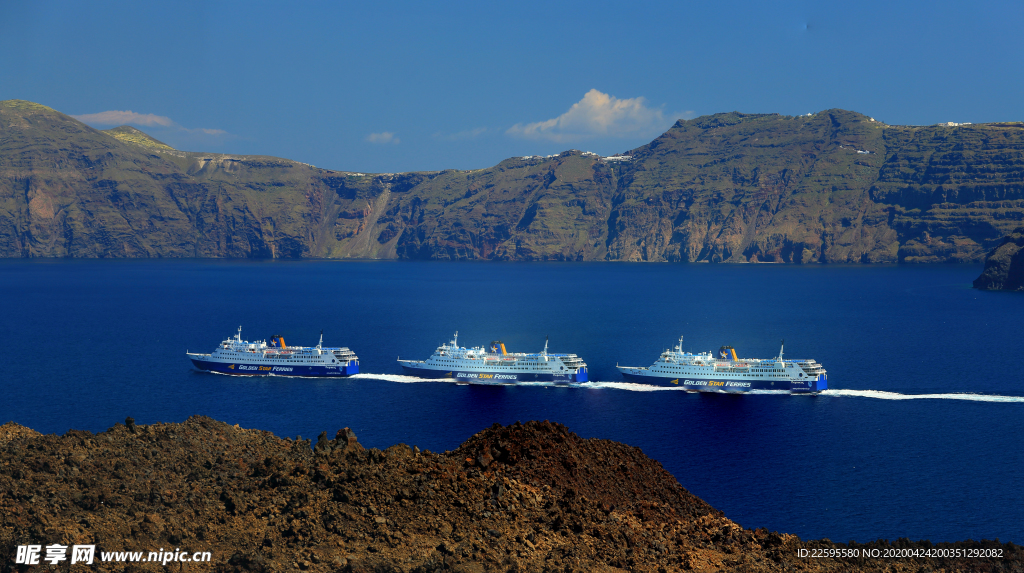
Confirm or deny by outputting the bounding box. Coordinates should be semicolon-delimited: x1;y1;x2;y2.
578;383;796;394
338;375;1024;402
580;385;1024;401
349;373;442;384
575;381;689;392
821;389;1024;403
348;376;687;390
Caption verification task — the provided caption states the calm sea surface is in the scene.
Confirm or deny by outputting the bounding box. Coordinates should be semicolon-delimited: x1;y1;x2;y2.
2;260;1022;544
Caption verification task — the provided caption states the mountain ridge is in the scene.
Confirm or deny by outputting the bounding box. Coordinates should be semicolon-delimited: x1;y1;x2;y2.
2;100;1022;261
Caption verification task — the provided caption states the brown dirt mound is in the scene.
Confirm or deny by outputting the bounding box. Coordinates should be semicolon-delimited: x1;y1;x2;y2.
0;422;40;447
0;417;1017;573
454;420;721;522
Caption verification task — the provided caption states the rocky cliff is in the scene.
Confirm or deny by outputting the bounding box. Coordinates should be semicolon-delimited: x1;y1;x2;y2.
973;227;1024;290
0;100;378;258
0;417;1016;572
3;100;1023;262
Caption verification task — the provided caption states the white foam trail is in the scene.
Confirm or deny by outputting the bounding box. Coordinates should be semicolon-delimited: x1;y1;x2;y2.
349;373;448;384
200;370;330;380
287;374;1024;402
822;389;1024;403
576;381;690;392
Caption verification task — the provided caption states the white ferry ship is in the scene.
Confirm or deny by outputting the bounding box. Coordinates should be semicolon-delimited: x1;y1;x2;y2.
617;337;826;393
397;332;588;384
187;327;359;377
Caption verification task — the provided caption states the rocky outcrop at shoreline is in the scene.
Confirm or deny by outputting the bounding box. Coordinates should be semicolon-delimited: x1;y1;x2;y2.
0;417;1017;572
974;227;1024;290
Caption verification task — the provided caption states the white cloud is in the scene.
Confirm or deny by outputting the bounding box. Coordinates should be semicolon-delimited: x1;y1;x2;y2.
432;127;487;141
72;109;230;140
507;89;675;142
366;131;400;144
72;110;175;127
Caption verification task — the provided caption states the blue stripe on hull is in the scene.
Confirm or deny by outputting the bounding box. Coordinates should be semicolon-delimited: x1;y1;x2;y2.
401;365;585;384
191;359;357;378
620;372;827;393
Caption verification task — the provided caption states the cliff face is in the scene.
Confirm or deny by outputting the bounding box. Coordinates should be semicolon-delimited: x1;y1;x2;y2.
873;122;1024;263
0;418;1015;573
3;100;1023;261
973;227;1024;290
282;111;1024;264
0;100;383;258
605;111;896;263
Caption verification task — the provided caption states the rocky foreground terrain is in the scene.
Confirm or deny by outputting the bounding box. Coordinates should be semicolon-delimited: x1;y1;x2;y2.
3;99;1023;262
0;418;1018;572
974;226;1024;290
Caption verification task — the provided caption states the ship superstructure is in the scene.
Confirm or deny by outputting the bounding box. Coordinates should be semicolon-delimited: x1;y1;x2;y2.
398;332;587;384
617;337;826;393
187;327;359;377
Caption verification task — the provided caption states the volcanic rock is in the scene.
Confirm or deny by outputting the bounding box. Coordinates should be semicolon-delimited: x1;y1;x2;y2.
974;226;1024;290
0;417;1016;572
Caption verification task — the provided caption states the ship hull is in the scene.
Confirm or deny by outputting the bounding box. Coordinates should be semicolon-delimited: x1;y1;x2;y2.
400;364;586;384
619;370;827;393
190;358;358;378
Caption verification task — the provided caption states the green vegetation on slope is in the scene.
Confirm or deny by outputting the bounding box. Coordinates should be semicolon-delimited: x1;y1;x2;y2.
102;125;176;151
2;100;1022;261
0;100;56;113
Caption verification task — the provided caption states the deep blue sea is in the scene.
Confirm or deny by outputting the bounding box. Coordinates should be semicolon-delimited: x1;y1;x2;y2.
2;260;1022;545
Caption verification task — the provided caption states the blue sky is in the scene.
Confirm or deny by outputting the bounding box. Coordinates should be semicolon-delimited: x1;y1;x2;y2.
2;1;1021;173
